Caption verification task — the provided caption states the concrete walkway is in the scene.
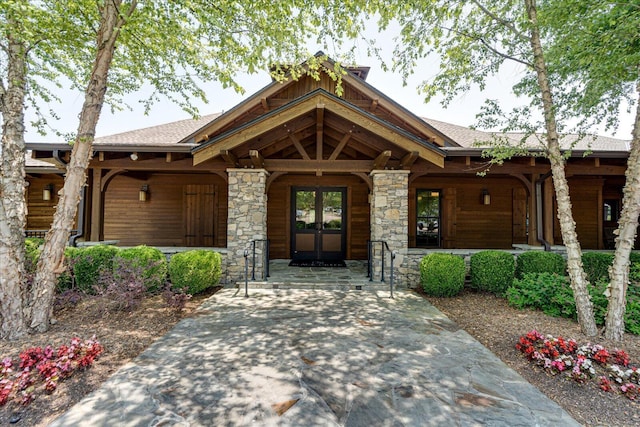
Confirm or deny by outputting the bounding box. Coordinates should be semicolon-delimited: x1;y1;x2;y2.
51;289;579;426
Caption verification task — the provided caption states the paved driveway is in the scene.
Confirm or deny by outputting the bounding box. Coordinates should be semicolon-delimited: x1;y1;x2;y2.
51;289;579;426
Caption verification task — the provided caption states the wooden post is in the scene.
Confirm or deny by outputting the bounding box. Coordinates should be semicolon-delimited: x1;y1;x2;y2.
528;174;538;245
90;168;103;241
543;176;554;245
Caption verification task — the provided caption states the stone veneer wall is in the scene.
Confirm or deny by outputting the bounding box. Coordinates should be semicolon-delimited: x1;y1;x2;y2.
370;170;410;287
226;169;269;282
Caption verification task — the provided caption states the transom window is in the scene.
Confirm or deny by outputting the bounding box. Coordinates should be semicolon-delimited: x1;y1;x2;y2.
416;189;441;248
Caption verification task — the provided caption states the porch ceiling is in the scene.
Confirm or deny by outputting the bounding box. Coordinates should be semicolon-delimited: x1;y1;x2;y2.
192;89;445;171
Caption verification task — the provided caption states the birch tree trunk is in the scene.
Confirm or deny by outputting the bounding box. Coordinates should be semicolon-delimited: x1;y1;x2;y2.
29;0;132;331
605;86;640;340
524;0;598;336
0;34;29;339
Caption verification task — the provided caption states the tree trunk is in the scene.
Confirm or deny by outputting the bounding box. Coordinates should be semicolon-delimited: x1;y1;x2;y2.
0;34;29;340
524;0;598;336
29;0;129;332
604;86;640;341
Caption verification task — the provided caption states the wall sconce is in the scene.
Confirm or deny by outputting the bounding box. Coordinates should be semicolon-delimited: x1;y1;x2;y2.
482;189;491;205
43;184;54;201
139;184;149;202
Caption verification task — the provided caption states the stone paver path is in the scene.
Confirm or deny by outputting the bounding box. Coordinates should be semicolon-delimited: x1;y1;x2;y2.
51;289;579;426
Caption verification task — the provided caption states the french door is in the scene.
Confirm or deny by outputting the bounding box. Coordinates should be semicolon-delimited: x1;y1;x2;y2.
291;187;346;261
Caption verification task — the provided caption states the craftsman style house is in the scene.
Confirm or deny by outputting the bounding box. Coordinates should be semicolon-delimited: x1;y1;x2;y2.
26;56;635;285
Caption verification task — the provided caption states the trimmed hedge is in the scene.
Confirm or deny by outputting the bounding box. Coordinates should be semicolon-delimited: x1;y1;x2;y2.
420;253;465;297
470;250;515;295
118;245;168;291
515;251;565;279
582;252;614;283
72;245;121;294
169;250;222;295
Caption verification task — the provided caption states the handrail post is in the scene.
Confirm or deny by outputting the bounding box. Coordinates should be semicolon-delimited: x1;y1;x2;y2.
265;240;270;279
243;249;249;298
251;240;256;280
380;242;385;282
367;240;372;281
390;251;396;299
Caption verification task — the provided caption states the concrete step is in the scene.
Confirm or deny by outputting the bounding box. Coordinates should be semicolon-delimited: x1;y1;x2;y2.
233;281;394;292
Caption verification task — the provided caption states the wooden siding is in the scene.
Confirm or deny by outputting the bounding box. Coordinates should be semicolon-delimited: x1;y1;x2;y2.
553;178;603;249
267;174;370;259
410;176;527;249
26;174;66;230
103;174;227;247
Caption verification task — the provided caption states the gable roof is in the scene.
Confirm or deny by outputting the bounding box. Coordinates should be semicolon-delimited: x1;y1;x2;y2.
182;53;458;148
192;89;446;167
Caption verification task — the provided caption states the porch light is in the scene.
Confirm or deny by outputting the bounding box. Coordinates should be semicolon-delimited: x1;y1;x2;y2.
139;185;149;202
43;184;54;201
482;189;491;205
130;152;139;161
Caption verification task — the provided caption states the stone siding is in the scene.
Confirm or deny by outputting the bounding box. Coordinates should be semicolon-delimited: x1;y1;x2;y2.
226;169;269;282
370;170;410;287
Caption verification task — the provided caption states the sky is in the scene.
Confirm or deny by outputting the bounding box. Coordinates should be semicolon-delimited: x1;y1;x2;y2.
23;28;636;143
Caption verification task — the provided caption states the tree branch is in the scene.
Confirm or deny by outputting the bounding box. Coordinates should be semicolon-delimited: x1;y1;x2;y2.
441;25;533;68
471;0;528;41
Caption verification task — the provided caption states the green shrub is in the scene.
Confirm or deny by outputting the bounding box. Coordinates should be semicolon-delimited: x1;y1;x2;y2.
419;253;465;297
469;250;515;295
507;273;572;316
515;251;565;279
24;237;44;272
56;247;82;292
118;246;168;291
582;252;614;283
73;245;120;293
168;250;222;295
630;263;640;284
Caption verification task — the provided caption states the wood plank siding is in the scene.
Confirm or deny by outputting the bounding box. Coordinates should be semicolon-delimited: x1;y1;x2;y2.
409;176;528;249
103;173;227;247
26;174;66;230
267;174;370;259
554;177;603;249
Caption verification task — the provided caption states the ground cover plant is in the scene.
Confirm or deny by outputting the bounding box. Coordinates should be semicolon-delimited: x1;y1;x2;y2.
0;337;103;408
516;330;639;400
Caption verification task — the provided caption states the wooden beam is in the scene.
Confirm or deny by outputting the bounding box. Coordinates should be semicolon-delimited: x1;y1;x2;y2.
328;132;352;160
261;97;269;112
249;149;265;169
465;156;470;166
264;159;373;173
316;104;324;160
100;169;127;192
373;150;392;169
288;133;311;160
530;157;536;166
400;151;419;169
165;152;172;163
220;149;239;167
595;157;600;167
543;176;554;245
371;98;379;112
98;151;104;162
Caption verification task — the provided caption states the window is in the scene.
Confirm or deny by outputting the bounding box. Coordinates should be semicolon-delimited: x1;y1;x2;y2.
416;189;441;247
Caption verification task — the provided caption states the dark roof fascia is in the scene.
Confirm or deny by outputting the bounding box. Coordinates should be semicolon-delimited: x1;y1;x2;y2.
27;142;196;153
192;88;447;159
444;147;630;158
26;166;64;174
180;80;284;144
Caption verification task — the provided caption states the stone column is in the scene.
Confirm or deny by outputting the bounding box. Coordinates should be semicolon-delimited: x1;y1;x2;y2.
226;169;269;283
370;170;410;287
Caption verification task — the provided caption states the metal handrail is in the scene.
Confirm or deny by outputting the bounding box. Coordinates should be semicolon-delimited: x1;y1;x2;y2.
367;240;396;298
249;239;270;280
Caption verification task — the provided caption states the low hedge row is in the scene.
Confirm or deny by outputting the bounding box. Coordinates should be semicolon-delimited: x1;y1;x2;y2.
23;242;222;296
420;253;465;297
